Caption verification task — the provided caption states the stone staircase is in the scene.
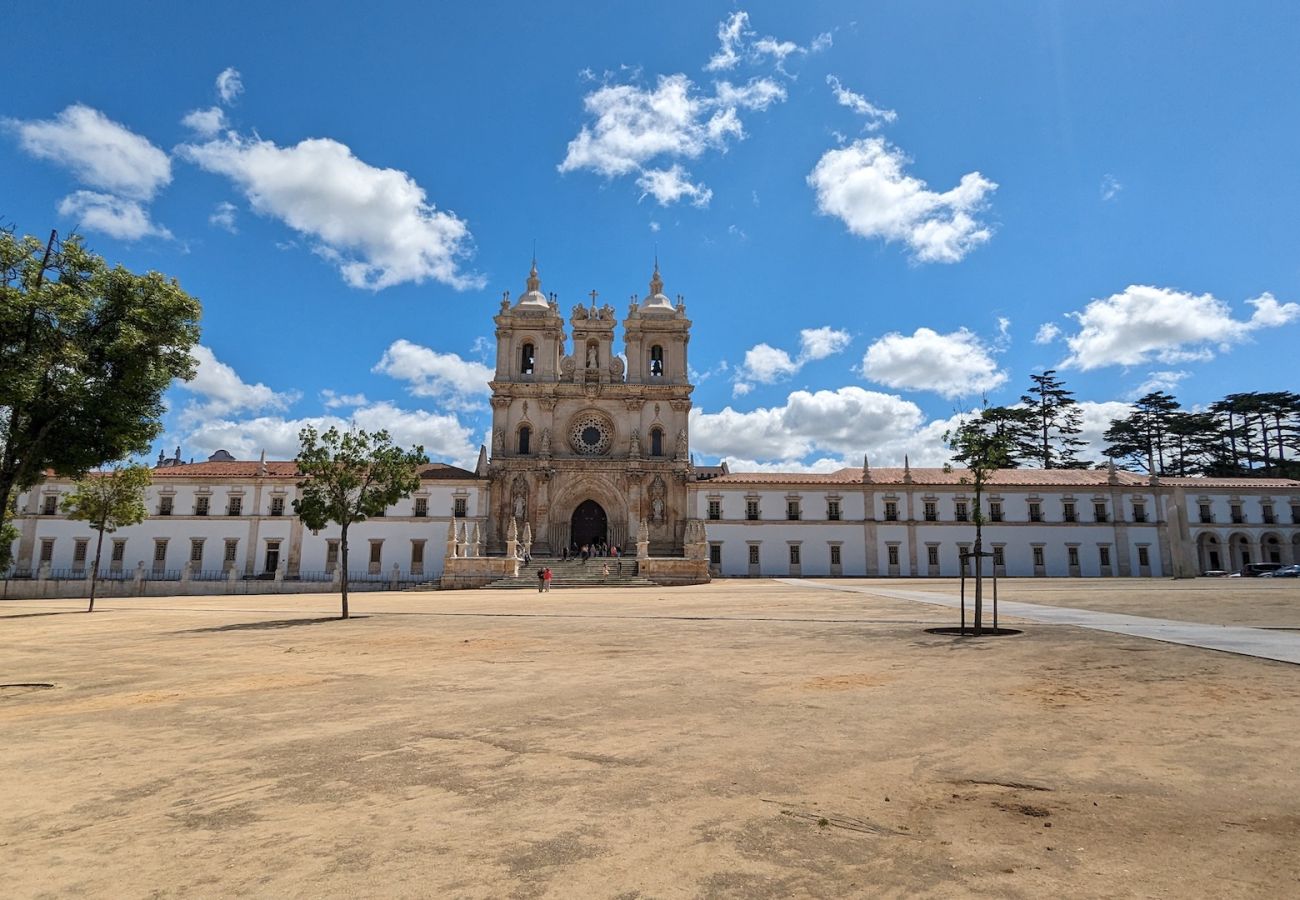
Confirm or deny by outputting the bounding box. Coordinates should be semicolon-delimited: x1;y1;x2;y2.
487;557;656;590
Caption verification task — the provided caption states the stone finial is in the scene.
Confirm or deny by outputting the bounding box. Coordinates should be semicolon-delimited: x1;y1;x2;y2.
903;455;913;484
649;259;664;297
475;445;488;476
507;518;518;541
1107;458;1120;485
472;522;482;556
258;449;268;477
862;454;872;483
526;258;541;294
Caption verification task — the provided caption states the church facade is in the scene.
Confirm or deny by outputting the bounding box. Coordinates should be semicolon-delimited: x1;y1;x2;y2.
5;264;1300;593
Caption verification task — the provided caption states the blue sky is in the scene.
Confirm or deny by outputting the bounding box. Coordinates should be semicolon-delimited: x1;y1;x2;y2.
4;1;1299;470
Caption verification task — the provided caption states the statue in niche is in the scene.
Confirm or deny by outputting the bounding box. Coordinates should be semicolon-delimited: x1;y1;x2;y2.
540;428;551;455
648;474;667;523
511;475;528;521
652;496;664;522
492;429;504;455
629;429;641;458
586;344;598;369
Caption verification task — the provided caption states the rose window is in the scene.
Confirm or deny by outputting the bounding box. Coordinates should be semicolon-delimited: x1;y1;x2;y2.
568;414;613;455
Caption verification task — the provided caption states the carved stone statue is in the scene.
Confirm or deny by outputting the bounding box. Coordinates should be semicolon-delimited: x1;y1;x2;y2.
674;428;688;460
511;475;528;521
572;304;588;320
648;474;667;523
629;429;641;458
492;429;504;454
652;496;664;522
586;345;598;368
540;428;551;455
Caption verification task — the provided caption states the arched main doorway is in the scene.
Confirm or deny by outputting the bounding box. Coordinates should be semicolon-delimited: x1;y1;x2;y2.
570;500;608;550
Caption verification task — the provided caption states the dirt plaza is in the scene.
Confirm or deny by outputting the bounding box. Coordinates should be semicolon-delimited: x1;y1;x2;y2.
3;579;1299;898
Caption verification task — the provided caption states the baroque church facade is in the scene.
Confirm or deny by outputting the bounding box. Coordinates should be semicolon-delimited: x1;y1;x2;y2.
5;264;1300;595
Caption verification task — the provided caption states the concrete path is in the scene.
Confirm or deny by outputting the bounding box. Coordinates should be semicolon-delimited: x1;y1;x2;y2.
780;579;1300;666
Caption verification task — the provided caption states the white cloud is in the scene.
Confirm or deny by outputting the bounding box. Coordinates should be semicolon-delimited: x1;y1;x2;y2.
691;386;954;468
372;339;493;409
825;75;897;129
1101;174;1122;202
637;165;713;207
1130;370;1190;398
558;72;785;206
862;327;1007;398
734;326;852;390
320;389;369;409
1059;286;1300;370
180;345;298;422
216;67;244;105
182;106;226;137
1076;400;1134;463
180;133;482;290
9;104;171;200
705;11;752;71
808;137;997;263
208;200;238;233
1033;322;1061;345
810;32;833;52
57;191;171;241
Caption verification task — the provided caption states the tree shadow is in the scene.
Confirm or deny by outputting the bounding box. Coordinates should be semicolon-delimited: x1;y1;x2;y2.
179;615;370;634
0;610;101;620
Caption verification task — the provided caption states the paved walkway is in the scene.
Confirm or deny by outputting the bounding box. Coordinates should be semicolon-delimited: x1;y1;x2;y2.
780;579;1300;666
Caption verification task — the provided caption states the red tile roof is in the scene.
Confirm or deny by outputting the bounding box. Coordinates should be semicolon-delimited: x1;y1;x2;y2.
148;461;481;480
706;467;1161;487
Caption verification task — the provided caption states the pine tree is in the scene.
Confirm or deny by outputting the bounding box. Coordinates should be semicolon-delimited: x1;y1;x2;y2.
1020;370;1087;468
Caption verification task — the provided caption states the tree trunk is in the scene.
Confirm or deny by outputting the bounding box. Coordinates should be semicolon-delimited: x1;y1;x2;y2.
339;524;350;619
88;526;105;613
972;483;984;635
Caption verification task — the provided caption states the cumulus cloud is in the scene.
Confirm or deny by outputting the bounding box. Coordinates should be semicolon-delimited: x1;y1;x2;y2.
691;386;955;469
1033;322;1061;345
733;326;852;394
208;200;238;233
1059;286;1300;370
1130;370;1190;398
179;346;299;422
808;137;997;263
705;11;752;71
1076;400;1134;463
862;327;1007;398
826;75;896;129
216;67;244;105
182;106;226;137
57;191;171;241
8;104;171;200
179;134;482;290
372;339;493;409
558;70;785;206
320;389;369;409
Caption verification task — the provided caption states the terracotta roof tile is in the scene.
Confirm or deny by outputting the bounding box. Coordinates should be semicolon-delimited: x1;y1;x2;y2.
706;467;1158;487
149;460;482;480
1159;476;1300;489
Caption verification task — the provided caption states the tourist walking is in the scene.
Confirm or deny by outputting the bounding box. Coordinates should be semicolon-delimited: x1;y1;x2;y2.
536;567;545;592
602;562;610;581
543;567;553;591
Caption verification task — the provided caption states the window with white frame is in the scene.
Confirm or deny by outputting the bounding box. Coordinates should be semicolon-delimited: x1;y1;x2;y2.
745;498;759;521
884;500;898;521
827;499;840;521
190;539;204;564
748;545;760;565
927;545;939;566
887;545;900;566
707;499;720;520
195;496;209;516
924;501;937;521
1032;546;1045;567
786;499;800;521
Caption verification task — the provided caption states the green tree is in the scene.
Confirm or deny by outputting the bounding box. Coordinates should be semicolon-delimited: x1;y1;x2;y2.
0;230;201;547
293;426;428;619
1103;391;1181;474
1020;370;1087;468
947;406;1016;635
60;464;151;612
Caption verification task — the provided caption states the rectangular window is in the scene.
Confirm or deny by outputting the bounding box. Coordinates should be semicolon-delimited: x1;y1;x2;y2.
789;545;801;565
264;541;281;574
452;497;466;518
993;546;1004;566
1199;503;1212;524
927;546;939;566
73;539;88;564
228;496;242;516
827;500;840;521
1063;502;1076;523
709;544;721;565
830;545;841;565
1094;502;1108;522
1068;547;1079;567
707;499;721;520
40;538;54;563
195;496;209;516
159;495;173;516
989;502;1003;522
1262;505;1275;524
42;494;58;515
955;501;968;522
154;539;168;562
326;540;339;572
1292;505;1300;525
887;545;900;566
411;541;424;565
1132;503;1146;523
748;545;760;565
1230;504;1244;524
923;501;937;522
1029;502;1042;523
224;539;238;562
1032;546;1044;567
369;542;382;565
1099;546;1111;567
884;501;898;521
414;497;429;518
190;539;204;564
745;499;759;521
111;539;126;562
270;496;285;516
1138;546;1150;567
786;500;800;521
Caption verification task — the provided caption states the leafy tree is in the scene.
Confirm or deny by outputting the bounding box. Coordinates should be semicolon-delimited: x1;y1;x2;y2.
294;426;428;619
1020;370;1087;468
61;464;151;612
978;405;1036;468
1103;391;1181;474
0;230;201;548
947;406;1016;635
0;502;17;571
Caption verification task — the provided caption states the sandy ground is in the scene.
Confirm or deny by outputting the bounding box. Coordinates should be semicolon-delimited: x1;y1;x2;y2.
2;580;1298;899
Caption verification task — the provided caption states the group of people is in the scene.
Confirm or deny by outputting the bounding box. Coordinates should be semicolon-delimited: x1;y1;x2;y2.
560;541;621;562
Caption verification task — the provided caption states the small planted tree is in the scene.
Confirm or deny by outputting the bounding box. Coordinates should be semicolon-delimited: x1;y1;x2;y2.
947;408;1015;635
61;464;151;612
294;426;427;619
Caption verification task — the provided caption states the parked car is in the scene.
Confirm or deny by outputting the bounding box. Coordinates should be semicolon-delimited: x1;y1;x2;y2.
1240;562;1284;577
1261;564;1300;578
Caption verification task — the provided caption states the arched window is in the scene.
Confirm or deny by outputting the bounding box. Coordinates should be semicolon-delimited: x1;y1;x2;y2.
520;342;535;375
518;425;531;455
649;344;664;377
650;427;664;457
